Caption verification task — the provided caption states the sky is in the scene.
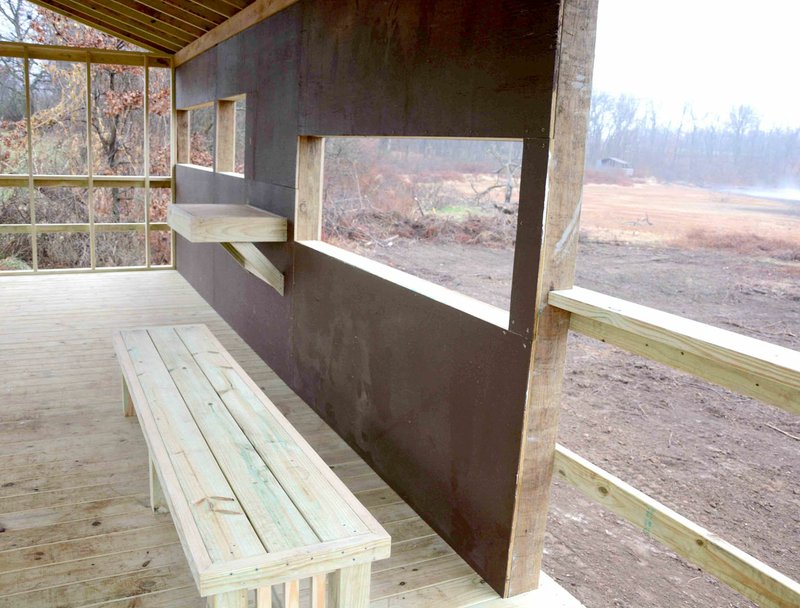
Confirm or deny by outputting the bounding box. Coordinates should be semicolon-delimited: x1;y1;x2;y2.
592;0;800;129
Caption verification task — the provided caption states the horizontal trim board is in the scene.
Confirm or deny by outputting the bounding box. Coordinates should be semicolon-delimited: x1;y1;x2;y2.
0;223;170;234
554;444;800;608
548;287;800;415
0;41;171;67
0;175;171;188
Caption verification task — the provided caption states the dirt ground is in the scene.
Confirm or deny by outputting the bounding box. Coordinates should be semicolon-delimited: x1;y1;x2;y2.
355;183;800;607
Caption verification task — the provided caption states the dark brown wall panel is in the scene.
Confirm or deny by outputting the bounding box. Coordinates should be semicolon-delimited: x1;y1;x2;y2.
175;0;561;594
300;0;560;138
290;244;531;587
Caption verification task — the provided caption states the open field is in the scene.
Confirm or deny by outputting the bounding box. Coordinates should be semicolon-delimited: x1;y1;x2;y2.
361;182;800;607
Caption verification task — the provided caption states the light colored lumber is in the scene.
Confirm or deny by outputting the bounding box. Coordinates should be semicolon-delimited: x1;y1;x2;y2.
148;326;319;551
0;40;170;67
554;444;800;608
123;378;135;417
505;0;599;596
176;110;190;164
220;242;284;295
174;0;300;66
216;100;237;173
312;574;326;608
168;204;287;243
295;136;324;241
549;286;800;415
284;579;300;608
149;455;168;513
116;330;266;565
327;564;370;608
256;587;272;607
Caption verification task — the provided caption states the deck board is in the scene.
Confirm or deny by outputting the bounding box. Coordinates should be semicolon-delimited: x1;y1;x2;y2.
0;270;581;608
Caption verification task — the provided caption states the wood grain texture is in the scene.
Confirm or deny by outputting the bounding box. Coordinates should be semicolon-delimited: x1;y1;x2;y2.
505;0;599;596
550;286;800;415
0;270;582;606
168;204;287;243
555;445;800;608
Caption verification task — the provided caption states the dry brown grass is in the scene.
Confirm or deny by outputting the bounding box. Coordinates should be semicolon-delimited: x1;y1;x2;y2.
679;229;800;261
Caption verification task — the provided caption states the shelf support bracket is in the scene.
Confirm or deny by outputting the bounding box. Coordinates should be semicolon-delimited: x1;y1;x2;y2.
220;242;284;296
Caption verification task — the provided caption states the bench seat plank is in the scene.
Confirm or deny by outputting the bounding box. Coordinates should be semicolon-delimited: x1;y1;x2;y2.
176;325;371;541
115;324;391;598
122;329;266;563
149;326;321;552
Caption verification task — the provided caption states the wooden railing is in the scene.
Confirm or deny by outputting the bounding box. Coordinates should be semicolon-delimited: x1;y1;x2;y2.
548;287;800;608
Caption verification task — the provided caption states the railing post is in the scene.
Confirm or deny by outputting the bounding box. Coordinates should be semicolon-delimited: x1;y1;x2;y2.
504;0;599;597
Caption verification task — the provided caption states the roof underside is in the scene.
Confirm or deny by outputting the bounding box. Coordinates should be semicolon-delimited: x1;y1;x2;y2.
29;0;256;54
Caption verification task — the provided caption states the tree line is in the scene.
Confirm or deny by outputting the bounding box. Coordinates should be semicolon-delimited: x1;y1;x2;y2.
586;91;800;187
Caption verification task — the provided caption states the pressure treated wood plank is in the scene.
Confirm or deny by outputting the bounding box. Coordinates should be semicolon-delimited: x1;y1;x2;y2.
0;563;193;608
549;286;800;415
0;522;178;571
119;330;266;564
554;444;800;608
167;204;287;243
0;542;184;595
176;325;372;541
148;326;320;551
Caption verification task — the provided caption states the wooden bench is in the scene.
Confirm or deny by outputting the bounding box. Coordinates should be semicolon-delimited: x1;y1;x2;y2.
113;324;391;607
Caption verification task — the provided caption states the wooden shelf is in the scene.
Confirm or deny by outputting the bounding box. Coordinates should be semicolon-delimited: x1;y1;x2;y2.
167;204;287;244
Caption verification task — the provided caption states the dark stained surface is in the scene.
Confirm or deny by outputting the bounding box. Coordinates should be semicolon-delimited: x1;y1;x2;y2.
175;0;561;593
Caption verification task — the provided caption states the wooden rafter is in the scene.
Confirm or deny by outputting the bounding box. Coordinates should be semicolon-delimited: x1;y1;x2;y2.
25;0;255;56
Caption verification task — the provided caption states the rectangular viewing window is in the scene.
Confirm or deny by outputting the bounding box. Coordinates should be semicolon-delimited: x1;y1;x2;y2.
184;104;215;169
314;137;522;312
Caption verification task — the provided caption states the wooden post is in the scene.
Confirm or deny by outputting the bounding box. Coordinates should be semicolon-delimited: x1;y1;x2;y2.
149;455;168;512
312;574;326;608
85;57;96;270
144;56;151;268
504;0;599;597
216;99;236;173
176;109;190;164
326;564;370;608
255;587;272;607
284;580;300;608
122;378;135;417
23;53;37;271
294;136;324;241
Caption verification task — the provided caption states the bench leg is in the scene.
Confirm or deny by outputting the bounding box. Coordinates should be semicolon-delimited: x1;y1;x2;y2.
312;574;326;608
284;580;300;608
326;564;371;608
149;455;168;513
207;591;247;608
122;378;135;417
255;587;272;607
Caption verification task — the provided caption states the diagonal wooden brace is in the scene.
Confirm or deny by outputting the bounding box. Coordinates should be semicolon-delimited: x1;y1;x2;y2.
221;242;284;295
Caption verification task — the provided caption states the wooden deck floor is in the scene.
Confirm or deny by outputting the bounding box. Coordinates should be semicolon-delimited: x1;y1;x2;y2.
0;271;581;608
